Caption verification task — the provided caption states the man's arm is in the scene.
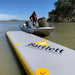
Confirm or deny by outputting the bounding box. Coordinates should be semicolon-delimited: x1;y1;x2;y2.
29;15;33;21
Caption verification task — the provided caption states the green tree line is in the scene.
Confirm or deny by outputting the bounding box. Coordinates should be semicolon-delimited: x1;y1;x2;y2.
48;0;75;22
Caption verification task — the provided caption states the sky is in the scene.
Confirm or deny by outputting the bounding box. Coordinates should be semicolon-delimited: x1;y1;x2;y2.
0;0;57;20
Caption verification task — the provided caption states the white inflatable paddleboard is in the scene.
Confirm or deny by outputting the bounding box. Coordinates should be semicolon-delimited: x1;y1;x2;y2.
6;31;75;75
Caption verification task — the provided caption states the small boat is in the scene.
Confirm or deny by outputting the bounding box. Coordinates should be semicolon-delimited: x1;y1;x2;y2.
19;24;55;36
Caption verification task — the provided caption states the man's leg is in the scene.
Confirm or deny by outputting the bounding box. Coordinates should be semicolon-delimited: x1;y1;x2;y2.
33;22;35;26
33;22;39;27
35;21;38;27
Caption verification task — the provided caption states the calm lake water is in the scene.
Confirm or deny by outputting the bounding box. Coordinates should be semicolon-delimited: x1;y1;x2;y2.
0;21;75;75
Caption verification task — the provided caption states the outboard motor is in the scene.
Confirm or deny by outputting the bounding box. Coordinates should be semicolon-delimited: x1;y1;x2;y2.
25;21;31;29
26;21;29;26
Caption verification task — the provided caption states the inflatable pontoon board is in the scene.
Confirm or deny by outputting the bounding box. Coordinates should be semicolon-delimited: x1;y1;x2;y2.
6;31;75;75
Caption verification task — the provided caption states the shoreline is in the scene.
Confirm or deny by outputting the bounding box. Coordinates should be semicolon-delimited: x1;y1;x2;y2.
0;20;30;22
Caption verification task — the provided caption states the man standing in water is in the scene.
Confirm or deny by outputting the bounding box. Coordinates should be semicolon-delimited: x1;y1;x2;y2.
30;11;38;27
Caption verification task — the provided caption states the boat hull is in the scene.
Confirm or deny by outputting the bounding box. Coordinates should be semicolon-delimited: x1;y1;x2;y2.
33;27;55;36
19;25;55;36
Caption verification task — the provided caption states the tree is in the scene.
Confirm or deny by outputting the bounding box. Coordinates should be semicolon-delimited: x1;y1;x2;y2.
48;0;75;22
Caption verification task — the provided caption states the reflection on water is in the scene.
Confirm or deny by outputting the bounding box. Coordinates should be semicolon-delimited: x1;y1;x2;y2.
0;22;26;75
45;23;75;50
0;21;75;75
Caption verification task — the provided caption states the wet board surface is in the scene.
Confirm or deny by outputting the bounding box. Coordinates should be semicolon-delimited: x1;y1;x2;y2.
6;31;75;75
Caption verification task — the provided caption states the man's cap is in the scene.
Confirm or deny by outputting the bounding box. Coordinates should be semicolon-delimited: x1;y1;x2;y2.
33;11;36;13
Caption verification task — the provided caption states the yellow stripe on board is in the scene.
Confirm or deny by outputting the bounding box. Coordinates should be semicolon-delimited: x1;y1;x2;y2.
6;32;34;75
43;39;48;41
15;43;22;45
9;35;13;36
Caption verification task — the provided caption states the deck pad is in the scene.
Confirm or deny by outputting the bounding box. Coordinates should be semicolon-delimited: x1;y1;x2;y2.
6;31;75;75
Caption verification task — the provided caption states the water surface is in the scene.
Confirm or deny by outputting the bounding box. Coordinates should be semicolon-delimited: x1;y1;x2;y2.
0;21;26;75
45;23;75;50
